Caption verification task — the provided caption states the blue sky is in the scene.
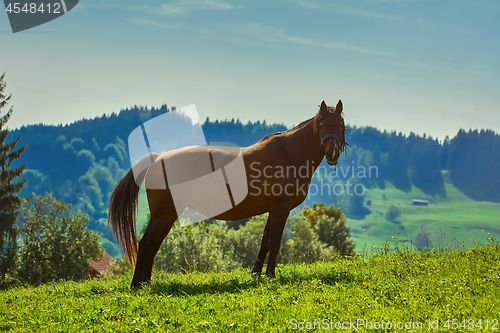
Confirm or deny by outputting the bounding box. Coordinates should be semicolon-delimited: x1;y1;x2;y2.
1;0;499;140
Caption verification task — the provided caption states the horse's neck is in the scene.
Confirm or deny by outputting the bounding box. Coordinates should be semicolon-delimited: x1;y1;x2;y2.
284;118;324;173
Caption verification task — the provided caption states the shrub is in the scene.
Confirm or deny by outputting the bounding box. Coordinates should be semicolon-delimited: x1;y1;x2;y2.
232;214;267;268
385;205;401;222
280;217;335;264
16;193;103;285
302;203;355;256
153;221;240;272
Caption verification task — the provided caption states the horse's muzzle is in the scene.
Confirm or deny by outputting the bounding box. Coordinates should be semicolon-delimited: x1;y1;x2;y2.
322;137;340;165
326;149;339;165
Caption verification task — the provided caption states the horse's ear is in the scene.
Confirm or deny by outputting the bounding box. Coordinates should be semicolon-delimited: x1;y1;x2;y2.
335;100;343;114
320;100;327;114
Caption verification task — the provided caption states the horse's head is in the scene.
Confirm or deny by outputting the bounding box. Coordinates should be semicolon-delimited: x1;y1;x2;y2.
317;100;348;165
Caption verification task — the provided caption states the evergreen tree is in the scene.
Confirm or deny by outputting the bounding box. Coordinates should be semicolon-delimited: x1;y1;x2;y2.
372;145;385;189
0;73;27;285
386;138;412;192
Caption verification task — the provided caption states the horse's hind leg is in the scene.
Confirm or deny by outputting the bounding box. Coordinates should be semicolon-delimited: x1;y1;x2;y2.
131;190;179;288
131;214;177;288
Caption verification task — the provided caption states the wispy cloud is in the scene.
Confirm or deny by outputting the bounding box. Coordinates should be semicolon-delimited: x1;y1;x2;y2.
131;18;184;30
292;0;401;21
128;0;240;16
285;35;391;56
238;23;392;56
337;6;400;21
204;0;237;10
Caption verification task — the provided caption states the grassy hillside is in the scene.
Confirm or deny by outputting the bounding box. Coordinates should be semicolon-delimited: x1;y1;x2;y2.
349;181;500;253
1;246;499;332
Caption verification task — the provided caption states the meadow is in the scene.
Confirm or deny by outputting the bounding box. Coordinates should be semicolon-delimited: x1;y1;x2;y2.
349;182;500;253
1;245;499;332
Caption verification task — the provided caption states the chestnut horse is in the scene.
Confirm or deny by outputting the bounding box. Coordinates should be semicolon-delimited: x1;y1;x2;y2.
108;100;348;287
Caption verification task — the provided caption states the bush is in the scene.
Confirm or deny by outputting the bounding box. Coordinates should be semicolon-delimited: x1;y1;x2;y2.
302;203;355;256
233;214;268;268
16;193;103;285
385;205;401;222
152;221;240;272
280;217;335;264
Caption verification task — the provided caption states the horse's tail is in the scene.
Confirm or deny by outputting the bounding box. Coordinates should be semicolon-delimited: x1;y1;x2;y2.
108;152;159;263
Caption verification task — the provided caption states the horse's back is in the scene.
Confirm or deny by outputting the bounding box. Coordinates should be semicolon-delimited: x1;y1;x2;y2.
145;146;208;189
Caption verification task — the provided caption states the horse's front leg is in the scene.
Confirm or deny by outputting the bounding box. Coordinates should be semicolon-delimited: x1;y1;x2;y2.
265;203;291;278
251;217;271;274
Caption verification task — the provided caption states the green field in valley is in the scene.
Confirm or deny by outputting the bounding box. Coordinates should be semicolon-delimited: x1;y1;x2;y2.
349;181;500;254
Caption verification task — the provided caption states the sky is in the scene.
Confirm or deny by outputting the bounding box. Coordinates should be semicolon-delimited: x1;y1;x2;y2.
1;0;499;140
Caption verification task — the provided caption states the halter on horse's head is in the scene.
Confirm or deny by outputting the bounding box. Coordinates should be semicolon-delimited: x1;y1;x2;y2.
316;100;348;165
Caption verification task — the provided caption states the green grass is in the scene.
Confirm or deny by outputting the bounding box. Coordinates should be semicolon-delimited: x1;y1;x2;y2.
1;246;499;332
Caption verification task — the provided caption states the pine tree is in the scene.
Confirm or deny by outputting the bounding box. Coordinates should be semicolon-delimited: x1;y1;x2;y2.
0;73;27;285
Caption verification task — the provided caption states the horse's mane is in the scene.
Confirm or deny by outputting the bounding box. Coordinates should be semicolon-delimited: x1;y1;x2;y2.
259;117;314;142
288;117;315;134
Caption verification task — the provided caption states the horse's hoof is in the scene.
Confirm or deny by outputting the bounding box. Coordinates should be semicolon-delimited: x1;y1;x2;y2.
131;281;144;289
265;271;276;278
131;280;150;289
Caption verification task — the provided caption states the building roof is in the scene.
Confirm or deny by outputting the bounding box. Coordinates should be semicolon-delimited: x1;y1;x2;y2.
90;252;114;277
412;199;429;203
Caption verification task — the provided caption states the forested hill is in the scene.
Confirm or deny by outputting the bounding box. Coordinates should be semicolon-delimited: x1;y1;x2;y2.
8;105;500;254
10;105;287;182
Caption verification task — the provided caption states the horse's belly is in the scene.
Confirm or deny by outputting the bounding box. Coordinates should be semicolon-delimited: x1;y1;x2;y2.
172;168;232;217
